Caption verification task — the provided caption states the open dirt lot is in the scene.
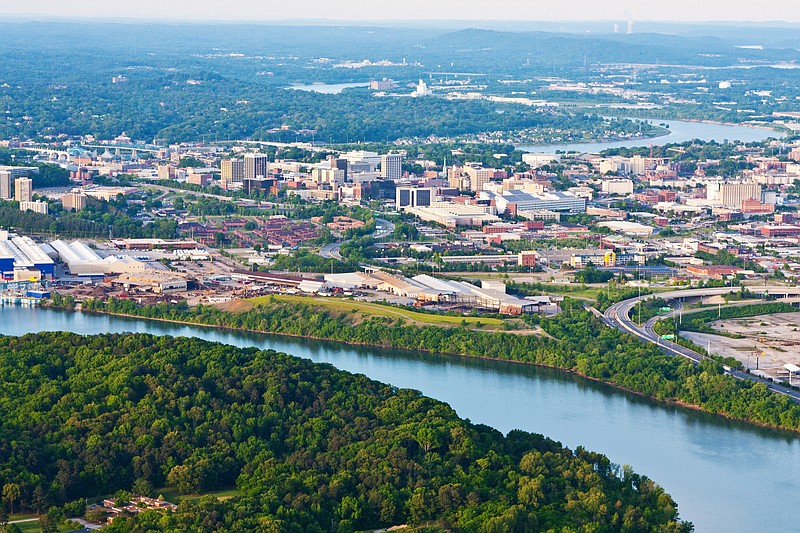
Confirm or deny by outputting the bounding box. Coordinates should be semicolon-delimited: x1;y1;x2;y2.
681;312;800;380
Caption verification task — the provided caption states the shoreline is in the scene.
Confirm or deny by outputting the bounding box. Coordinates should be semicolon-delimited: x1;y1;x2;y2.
516;116;780;151
46;304;800;436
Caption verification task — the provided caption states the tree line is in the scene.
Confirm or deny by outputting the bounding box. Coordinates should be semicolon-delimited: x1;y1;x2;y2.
73;296;800;432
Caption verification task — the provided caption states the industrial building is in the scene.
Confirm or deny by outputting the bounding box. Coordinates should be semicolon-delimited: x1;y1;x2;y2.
110;238;199;250
50;239;147;276
322;271;540;315
112;272;188;293
481;190;586;215
0;233;55;279
405;202;500;228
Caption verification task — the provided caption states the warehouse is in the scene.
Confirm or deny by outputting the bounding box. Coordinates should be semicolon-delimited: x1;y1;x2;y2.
51;239;147;276
0;233;55;279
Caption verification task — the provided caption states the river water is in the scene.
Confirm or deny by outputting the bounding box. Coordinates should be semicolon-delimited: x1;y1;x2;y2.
1;306;798;532
518;118;777;153
287;82;369;94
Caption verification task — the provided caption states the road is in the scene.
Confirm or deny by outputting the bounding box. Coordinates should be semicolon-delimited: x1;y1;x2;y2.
319;218;395;261
603;286;800;403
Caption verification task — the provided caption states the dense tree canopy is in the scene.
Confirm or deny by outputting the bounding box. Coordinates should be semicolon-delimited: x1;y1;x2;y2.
0;332;690;532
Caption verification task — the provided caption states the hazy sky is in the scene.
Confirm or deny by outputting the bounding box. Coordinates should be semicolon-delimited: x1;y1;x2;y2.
2;0;799;23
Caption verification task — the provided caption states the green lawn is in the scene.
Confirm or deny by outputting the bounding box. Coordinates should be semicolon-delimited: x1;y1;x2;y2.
155;486;241;504
7;514;37;522
15;520;79;533
244;294;508;330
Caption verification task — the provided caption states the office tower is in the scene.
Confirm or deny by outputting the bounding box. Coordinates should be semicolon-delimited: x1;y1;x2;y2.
244;153;269;180
464;166;493;192
221;159;245;184
396;187;434;209
380;154;403;180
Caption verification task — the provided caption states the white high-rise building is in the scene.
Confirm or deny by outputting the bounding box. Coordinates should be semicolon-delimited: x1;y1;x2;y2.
720;182;761;209
381;154;403;180
244;153;269;180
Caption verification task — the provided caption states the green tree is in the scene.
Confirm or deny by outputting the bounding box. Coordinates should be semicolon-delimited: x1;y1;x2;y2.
1;485;19;516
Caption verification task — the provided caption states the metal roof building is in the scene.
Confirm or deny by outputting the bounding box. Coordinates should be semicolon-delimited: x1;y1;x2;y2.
0;235;54;277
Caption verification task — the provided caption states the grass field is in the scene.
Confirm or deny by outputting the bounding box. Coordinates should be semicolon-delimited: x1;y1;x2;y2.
226;294;512;331
14;520;79;533
155;486;241;504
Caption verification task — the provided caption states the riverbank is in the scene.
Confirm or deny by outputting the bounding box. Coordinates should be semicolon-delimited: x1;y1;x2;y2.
47;298;800;435
517;116;777;153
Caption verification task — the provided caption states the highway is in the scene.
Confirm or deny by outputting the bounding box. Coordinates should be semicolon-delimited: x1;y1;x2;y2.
604;286;800;403
319;218;395;260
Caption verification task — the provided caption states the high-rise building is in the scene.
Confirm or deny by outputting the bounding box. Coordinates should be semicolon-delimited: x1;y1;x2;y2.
720;182;761;209
464;166;493;192
396;187;434;209
0;171;11;200
157;165;177;180
0;167;38;200
244;153;269;180
381;154;403;180
221;159;245;184
62;191;87;212
15;177;33;202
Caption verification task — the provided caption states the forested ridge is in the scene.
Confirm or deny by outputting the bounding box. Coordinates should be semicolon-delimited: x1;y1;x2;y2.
73;296;800;432
0;332;689;532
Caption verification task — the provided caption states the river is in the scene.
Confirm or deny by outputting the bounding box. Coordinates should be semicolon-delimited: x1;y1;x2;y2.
518;118;777;153
287;82;369;94
1;306;798;532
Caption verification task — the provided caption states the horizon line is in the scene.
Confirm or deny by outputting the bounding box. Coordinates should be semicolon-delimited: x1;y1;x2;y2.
1;15;799;26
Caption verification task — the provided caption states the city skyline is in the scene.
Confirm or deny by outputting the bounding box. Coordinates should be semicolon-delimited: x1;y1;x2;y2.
2;0;800;23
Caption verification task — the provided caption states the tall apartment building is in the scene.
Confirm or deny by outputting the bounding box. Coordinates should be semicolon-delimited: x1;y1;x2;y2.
0;171;11;200
62;191;87;212
221;159;245;184
244;153;269;180
464;166;493;192
720;182;761;209
380;154;403;180
0;167;38;200
15;177;33;202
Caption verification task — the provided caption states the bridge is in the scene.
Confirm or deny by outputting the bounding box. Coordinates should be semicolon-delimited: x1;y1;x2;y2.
215;140;339;154
80;144;162;154
603;286;800;403
17;145;71;161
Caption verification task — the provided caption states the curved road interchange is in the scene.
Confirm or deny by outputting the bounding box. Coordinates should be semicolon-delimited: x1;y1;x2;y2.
603;286;800;403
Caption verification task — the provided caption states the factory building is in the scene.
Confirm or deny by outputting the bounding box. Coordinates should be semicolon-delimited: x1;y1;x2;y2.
0;233;55;279
50;239;146;276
